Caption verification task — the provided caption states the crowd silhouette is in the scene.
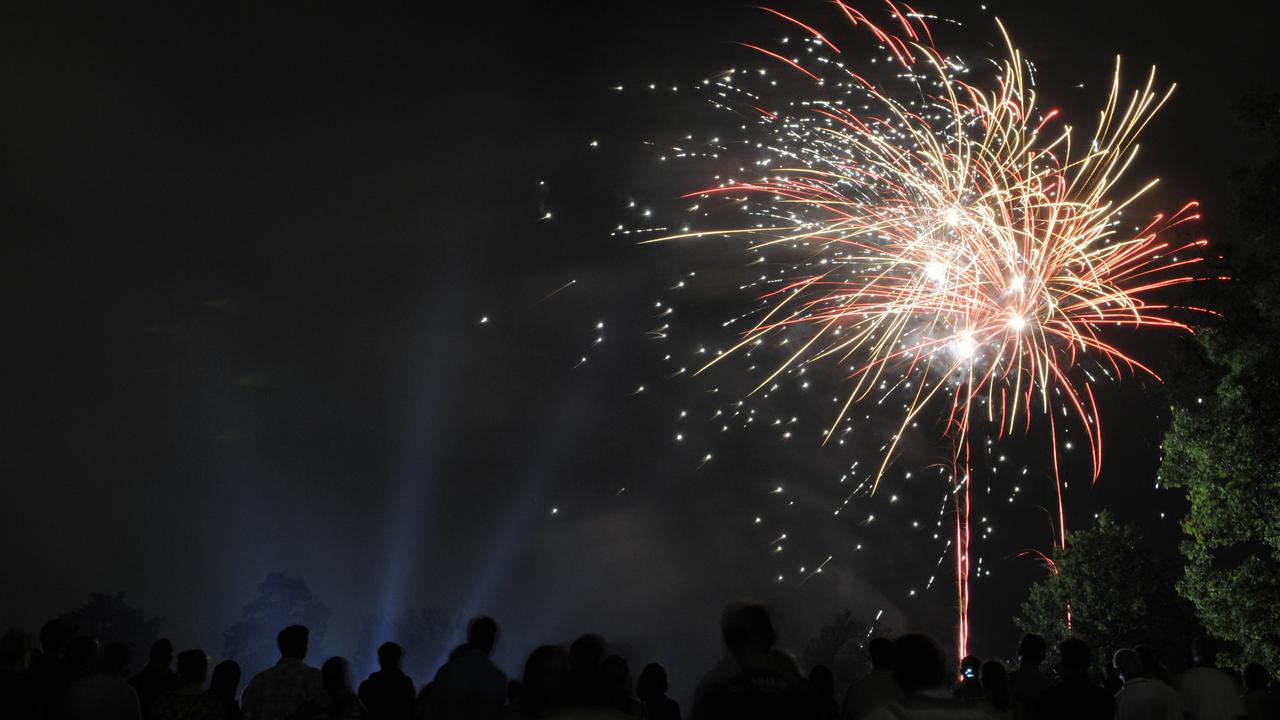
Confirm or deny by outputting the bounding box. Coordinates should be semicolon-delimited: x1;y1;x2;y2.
3;601;1278;720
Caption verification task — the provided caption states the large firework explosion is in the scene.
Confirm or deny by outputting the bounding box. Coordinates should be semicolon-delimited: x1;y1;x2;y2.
634;1;1217;655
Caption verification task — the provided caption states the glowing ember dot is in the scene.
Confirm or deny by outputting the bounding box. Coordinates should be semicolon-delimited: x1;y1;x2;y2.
479;316;489;324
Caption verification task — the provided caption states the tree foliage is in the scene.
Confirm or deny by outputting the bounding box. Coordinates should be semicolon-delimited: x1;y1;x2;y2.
354;608;457;680
800;609;871;690
59;592;165;656
1159;92;1280;669
1017;512;1199;666
224;573;331;675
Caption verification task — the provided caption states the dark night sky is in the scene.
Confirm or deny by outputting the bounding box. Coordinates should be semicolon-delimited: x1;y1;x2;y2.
3;0;1278;702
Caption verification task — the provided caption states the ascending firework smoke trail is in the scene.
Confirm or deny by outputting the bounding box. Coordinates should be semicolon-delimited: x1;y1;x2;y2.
645;2;1219;655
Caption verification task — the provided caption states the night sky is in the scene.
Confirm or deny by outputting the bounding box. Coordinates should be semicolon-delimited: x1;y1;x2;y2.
4;0;1278;703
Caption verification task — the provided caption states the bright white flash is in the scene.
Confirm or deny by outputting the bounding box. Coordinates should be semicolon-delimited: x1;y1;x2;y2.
925;262;947;282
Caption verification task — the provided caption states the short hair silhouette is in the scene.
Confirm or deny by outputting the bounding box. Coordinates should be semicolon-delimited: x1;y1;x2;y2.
1244;663;1270;692
521;645;570;717
1134;645;1160;677
210;660;241;699
0;628;32;666
322;656;352;692
1112;648;1141;681
377;641;403;669
868;637;896;671
1059;638;1091;673
150;639;174;666
1018;634;1047;666
810;664;835;696
636;663;668;698
176;649;208;684
981;660;1010;711
1191;635;1217;666
277;625;309;659
893;634;946;694
720;601;776;658
99;641;132;675
40;618;76;655
467;617;498;655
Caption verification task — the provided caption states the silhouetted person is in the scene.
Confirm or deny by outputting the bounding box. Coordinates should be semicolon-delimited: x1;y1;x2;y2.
565;633;608;709
1134;646;1172;686
842;637;901;720
1007;634;1050;720
955;656;982;702
1175;636;1247;720
209;661;242;720
318;657;366;720
66;637;101;683
1033;638;1114;720
242;625;322;720
874;633;985;719
1242;664;1278;720
691;601;817;720
1112;648;1181;720
65;641;141;720
131;640;180;717
636;663;680;720
809;665;838;720
517;645;569;719
422;616;507;720
601;655;642;717
1;628;38;719
358;643;414;720
978;660;1012;719
33;619;78;720
151;649;224;720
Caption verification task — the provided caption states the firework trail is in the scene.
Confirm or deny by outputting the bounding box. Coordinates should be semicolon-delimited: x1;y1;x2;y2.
645;1;1218;655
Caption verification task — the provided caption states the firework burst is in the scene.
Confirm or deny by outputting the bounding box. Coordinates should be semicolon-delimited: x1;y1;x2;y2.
644;1;1219;654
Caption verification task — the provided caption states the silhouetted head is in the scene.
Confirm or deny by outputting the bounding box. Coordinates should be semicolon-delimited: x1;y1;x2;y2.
893;634;946;694
868;637;896;671
1;629;33;669
636;663;668;699
981;661;1010;710
98;641;132;676
1191;636;1217;667
1244;664;1270;693
602;655;634;708
149;639;174;668
1134;645;1160;677
277;625;309;660
322;657;352;693
809;665;834;697
1112;648;1141;682
569;634;606;673
1017;634;1047;668
176;649;209;685
377;642;404;670
467;617;499;656
1059;638;1091;675
720;602;777;660
522;645;570;718
210;660;241;699
66;636;100;674
40;619;76;656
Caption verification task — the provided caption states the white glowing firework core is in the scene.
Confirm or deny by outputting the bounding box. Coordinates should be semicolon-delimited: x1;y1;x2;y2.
925;261;948;282
1008;314;1027;331
952;333;977;359
942;207;962;226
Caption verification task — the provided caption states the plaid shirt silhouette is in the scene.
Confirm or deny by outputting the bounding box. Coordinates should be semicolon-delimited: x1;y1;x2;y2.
242;659;323;720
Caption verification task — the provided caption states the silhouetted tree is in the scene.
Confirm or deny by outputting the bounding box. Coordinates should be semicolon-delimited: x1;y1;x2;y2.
1160;92;1280;669
224;573;331;675
58;592;164;656
1017;512;1199;667
354;608;456;680
800;609;870;691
